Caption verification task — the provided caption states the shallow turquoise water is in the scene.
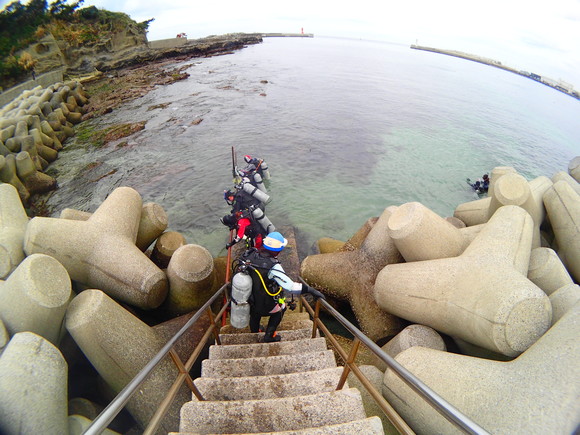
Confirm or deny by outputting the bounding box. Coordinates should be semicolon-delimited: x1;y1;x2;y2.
43;37;580;257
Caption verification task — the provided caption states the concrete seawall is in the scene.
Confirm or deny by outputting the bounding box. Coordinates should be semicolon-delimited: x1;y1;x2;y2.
411;45;579;101
148;37;189;49
0;68;64;110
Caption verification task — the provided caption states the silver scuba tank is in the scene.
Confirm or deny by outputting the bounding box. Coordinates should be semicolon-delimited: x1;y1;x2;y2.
231;272;253;329
254;173;267;193
252;207;276;234
261;161;271;180
242;181;270;204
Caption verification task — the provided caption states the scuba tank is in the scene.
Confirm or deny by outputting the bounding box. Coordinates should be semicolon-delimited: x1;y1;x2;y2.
254;172;267;193
230;272;253;329
252;207;276;234
241;181;270;204
261;161;271;180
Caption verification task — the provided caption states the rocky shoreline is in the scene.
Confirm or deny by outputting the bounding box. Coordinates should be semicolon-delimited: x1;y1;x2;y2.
0;33;264;215
81;33;263;119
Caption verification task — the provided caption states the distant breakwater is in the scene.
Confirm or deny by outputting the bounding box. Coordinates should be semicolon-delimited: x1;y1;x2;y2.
262;33;314;38
411;45;579;101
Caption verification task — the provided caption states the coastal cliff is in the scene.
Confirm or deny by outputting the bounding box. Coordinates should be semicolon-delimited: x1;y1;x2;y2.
1;2;262;89
20;28;263;77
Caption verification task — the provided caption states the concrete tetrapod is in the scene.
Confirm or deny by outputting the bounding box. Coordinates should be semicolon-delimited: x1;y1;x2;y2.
0;332;68;435
315;216;379;255
0;154;30;204
382;301;580;435
59;201;169;252
552;170;580;195
15;150;57;194
487;166;518;197
69;415;121;435
0;319;8;355
387;202;485;262
0;253;71;345
0;183;28;278
388;202;467;262
543;180;580;283
374;324;446;372
549;283;580;325
65;289;190;433
569;155;580;182
24;186;168;309
490;173;552;248
150;231;187;269
301;206;405;342
527;247;574;295
136;202;168;251
164;244;217;314
374;205;552;356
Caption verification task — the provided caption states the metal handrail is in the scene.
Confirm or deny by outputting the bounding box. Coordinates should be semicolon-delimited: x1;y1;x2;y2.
299;291;490;435
82;283;229;435
82;275;489;435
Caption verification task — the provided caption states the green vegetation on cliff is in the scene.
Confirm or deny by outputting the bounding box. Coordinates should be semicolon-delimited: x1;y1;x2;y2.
0;0;153;85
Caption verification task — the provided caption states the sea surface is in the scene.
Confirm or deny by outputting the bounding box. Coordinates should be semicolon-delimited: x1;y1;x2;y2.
43;36;580;258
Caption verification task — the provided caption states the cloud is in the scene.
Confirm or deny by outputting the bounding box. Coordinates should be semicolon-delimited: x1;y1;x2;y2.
3;0;578;86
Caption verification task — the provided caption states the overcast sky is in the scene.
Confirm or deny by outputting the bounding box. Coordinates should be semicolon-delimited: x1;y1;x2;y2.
4;0;580;87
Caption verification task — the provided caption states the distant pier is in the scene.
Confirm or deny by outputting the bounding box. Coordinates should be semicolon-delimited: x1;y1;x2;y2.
411;45;579;101
262;33;314;38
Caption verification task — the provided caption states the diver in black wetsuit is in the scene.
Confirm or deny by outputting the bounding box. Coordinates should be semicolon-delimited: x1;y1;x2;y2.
468;173;489;194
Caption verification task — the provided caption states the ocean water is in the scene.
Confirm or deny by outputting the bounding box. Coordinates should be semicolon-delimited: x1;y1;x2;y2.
43;36;580;257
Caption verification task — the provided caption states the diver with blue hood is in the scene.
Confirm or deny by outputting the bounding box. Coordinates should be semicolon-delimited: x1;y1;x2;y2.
231;232;325;342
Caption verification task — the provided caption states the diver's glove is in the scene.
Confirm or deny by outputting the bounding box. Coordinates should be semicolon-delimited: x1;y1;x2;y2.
302;284;326;300
226;237;240;249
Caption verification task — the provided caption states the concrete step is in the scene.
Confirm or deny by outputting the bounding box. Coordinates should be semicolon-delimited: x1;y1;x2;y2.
220;318;314;335
274;310;311;321
219;328;318;345
209;337;328;360
193;367;346;401
201;350;337;378
179;388;368;433
170;416;385;434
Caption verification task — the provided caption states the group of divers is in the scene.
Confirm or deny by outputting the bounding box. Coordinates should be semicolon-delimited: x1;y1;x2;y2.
218;157;489;343
219;153;325;343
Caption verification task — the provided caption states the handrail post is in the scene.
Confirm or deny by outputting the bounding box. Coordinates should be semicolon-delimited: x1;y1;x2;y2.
311;298;320;339
208;306;222;345
222;229;234;326
168;349;203;400
336;337;360;390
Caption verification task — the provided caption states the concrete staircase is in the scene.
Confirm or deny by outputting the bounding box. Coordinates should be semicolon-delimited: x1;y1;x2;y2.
175;311;385;434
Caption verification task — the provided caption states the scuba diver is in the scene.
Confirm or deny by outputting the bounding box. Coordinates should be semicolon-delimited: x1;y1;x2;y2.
467;173;490;194
237;163;268;194
221;188;274;249
221;208;267;249
233;232;325;342
243;154;270;180
223;188;262;214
